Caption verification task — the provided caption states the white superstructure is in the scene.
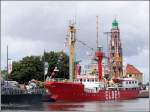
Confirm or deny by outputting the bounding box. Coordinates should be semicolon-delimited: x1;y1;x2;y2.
74;75;105;91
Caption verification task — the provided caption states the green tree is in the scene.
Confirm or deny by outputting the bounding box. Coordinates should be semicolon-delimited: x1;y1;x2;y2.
44;51;69;79
9;56;43;84
1;70;7;80
8;51;69;84
56;51;69;79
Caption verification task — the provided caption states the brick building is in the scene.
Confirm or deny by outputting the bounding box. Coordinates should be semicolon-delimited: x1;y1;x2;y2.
125;64;143;84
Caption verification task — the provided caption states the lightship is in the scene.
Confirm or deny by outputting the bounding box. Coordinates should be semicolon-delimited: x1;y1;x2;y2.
44;17;140;102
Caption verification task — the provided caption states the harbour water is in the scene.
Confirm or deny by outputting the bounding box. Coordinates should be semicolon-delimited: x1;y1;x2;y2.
1;98;149;111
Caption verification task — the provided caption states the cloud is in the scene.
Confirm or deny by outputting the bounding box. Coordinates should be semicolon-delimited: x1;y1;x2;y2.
1;35;65;69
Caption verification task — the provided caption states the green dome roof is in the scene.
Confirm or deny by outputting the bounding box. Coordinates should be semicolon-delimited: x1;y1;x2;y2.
112;19;118;28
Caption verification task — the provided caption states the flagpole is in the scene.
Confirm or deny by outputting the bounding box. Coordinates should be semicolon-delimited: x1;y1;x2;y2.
43;49;45;82
6;45;9;86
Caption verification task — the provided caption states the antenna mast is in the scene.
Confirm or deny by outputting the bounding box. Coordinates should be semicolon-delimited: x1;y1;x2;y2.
96;16;99;50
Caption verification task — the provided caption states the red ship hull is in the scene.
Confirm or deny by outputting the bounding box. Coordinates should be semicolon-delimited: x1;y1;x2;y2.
44;82;140;102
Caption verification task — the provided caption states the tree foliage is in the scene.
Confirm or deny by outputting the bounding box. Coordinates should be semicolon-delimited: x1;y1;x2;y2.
1;70;7;80
8;51;69;84
44;51;69;79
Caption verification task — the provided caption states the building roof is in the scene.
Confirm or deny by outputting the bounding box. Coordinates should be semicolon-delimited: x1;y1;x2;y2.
126;64;142;74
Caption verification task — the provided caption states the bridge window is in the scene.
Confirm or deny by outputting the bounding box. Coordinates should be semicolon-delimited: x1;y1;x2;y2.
87;79;89;82
126;81;128;84
80;79;82;82
129;74;132;77
129;81;131;84
84;79;86;82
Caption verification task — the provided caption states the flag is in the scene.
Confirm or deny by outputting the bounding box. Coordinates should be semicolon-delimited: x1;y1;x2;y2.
8;59;13;74
44;62;48;75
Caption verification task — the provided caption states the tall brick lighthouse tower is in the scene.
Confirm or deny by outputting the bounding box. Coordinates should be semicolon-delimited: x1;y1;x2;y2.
109;19;123;78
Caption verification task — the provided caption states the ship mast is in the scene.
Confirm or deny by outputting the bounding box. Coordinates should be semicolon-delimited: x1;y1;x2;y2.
67;22;76;82
96;16;99;50
95;16;103;81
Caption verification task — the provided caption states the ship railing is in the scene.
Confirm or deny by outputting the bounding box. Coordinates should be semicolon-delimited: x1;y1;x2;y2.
118;84;122;87
84;88;98;93
104;83;120;90
46;78;68;82
1;87;46;95
27;88;46;94
1;88;24;95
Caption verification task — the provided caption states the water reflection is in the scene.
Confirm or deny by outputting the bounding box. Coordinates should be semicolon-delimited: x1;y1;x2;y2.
46;99;149;112
2;98;149;112
2;103;44;111
47;102;84;111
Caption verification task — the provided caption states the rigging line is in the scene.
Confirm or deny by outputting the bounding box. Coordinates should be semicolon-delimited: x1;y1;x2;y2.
76;38;95;51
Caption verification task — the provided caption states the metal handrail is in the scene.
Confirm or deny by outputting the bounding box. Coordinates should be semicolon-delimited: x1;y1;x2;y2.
1;87;46;95
46;78;68;82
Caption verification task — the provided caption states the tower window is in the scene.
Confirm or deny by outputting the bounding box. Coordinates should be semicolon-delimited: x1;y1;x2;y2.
111;46;115;50
112;53;115;57
119;53;121;57
113;67;116;72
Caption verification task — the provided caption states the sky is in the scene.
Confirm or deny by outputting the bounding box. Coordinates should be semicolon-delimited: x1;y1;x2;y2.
1;1;149;83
